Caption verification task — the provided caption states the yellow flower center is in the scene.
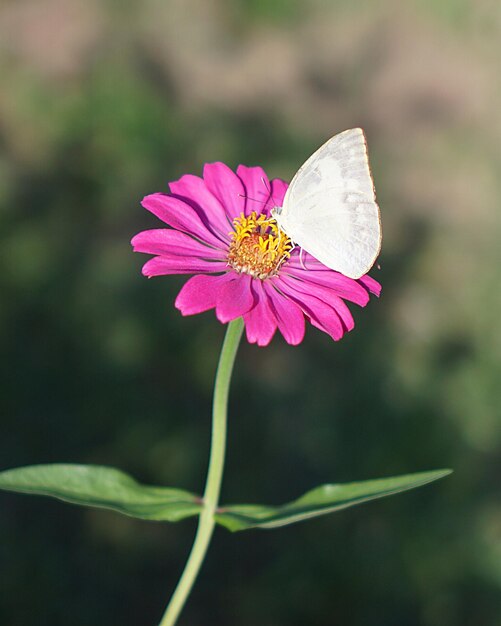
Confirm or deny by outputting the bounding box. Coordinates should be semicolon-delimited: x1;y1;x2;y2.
227;211;293;279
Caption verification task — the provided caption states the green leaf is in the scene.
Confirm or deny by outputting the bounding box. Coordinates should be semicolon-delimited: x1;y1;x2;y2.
0;464;202;522
215;469;452;531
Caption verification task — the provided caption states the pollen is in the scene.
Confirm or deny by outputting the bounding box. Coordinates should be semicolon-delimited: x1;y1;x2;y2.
227;212;293;279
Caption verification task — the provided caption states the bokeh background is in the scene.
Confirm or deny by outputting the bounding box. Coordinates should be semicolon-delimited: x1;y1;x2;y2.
1;0;500;624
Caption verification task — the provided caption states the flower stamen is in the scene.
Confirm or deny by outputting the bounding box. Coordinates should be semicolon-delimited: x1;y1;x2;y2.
227;212;292;279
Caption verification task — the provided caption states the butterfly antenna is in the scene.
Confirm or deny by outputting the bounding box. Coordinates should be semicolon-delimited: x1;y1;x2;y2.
261;176;280;209
238;193;268;207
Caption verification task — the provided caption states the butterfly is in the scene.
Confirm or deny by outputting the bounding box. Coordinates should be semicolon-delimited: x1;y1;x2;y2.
271;128;382;280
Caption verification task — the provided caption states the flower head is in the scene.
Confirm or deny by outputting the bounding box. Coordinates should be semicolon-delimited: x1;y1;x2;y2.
131;163;381;346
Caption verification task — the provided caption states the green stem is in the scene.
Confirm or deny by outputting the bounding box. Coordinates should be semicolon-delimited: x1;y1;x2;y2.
158;318;244;626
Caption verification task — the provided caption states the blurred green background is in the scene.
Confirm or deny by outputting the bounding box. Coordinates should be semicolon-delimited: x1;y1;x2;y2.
1;0;500;624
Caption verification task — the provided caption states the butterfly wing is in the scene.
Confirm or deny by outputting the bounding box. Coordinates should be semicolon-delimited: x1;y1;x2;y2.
274;128;381;279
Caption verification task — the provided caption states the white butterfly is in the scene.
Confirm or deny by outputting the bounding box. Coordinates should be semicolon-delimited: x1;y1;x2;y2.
271;128;382;280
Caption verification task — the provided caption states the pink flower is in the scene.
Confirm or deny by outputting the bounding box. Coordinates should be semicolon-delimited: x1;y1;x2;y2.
131;163;381;346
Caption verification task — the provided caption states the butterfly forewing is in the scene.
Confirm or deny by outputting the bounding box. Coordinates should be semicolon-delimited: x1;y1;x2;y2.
274;128;381;279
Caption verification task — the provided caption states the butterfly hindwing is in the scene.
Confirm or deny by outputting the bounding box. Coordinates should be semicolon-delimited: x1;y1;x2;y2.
285;190;380;278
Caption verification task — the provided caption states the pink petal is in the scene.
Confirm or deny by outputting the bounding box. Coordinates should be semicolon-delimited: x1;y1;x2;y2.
280;276;355;332
287;249;330;270
264;281;305;345
307;311;344;340
236;165;272;216
243;280;277;346
141;194;223;248
203;162;246;221
215;273;255;323
277;280;345;341
131;229;225;260
168;174;232;240
287;253;382;300
358;274;382;297
284;265;370;307
286;251;332;271
269;178;289;209
141;257;227;277
175;273;233;316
